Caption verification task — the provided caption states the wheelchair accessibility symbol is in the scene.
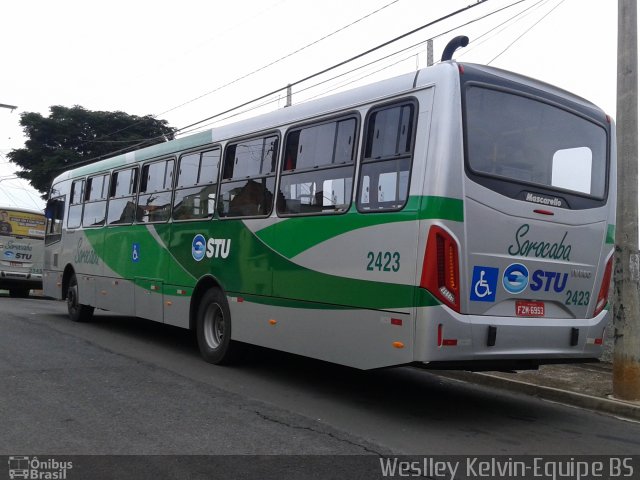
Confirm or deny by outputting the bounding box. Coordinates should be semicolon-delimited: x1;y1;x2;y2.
132;243;140;263
470;266;498;302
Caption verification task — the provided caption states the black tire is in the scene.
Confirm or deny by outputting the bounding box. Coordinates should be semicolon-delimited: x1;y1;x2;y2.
196;289;242;364
67;273;94;322
9;287;30;298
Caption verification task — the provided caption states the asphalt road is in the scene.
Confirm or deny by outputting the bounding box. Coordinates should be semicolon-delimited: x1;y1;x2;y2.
2;295;640;462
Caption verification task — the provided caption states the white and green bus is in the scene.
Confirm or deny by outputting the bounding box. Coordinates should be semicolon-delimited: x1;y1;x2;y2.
0;207;45;297
43;60;615;370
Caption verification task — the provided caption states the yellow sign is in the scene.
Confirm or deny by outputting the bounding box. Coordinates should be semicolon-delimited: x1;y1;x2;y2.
0;209;45;237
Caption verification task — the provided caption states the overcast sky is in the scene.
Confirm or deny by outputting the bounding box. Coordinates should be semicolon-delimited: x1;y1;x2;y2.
0;0;629;210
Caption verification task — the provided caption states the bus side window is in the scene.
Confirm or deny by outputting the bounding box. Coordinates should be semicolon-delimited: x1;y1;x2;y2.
357;102;415;212
107;167;139;225
173;148;220;221
82;174;109;227
277;117;357;216
219;136;278;218
137;159;174;223
67;179;85;229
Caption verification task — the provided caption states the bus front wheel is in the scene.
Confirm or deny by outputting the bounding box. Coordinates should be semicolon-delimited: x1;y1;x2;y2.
67;273;94;322
196;289;242;364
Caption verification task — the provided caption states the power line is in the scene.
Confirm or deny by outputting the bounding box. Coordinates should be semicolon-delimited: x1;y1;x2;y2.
74;0;545;167
488;0;566;64
456;0;551;58
175;0;491;136
68;1;491;167
155;0;402;119
178;0;532;137
81;0;402;146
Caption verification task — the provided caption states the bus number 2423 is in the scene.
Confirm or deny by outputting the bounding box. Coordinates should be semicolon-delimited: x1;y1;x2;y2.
366;251;400;272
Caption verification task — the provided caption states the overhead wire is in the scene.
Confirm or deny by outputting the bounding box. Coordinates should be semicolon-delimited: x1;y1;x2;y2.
179;0;535;136
69;0;547;167
68;1;492;166
292;0;534;103
173;0;492;136
155;0;402;119
488;0;566;64
80;0;403;146
0;181;25;208
456;0;552;58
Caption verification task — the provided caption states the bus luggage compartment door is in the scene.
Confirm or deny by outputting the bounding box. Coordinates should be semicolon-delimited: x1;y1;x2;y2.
134;277;164;322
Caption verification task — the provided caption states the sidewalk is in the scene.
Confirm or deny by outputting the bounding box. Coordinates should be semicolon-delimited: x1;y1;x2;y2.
438;362;640;421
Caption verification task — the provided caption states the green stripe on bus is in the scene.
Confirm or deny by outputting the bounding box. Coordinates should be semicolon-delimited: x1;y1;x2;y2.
255;195;463;259
606;224;615;244
83;218;440;311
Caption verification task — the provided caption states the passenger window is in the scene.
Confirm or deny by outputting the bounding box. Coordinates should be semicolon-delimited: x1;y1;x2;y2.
278;117;356;215
108;167;139;225
174;148;221;221
137;159;174;223
111;168;138;198
67;179;85;229
83;174;109;227
219;136;278;218
358;102;415;212
141;159;174;193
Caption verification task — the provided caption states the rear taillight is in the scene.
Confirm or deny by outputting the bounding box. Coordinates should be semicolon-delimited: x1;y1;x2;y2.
594;256;613;317
421;226;460;312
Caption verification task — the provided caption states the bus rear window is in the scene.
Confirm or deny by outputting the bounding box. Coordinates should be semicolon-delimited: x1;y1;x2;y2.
464;86;607;200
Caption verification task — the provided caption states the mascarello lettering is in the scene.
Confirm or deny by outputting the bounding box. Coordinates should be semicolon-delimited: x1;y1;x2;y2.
525;192;562;207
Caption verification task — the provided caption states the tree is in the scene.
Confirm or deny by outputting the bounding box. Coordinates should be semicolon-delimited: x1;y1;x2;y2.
7;105;177;195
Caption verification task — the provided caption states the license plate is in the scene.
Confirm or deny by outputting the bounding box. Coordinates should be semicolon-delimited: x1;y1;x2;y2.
516;300;545;317
10;261;21;267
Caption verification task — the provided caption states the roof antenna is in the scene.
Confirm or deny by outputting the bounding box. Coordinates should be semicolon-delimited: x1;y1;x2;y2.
440;36;469;62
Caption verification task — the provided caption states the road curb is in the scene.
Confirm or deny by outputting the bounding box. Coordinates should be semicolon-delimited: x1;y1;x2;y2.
436;371;640;422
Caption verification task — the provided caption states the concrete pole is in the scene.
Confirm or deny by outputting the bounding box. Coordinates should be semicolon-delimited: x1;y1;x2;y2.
285;84;292;108
613;0;640;401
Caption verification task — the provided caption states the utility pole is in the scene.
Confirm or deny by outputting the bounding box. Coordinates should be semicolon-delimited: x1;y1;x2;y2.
613;0;640;401
285;84;292;108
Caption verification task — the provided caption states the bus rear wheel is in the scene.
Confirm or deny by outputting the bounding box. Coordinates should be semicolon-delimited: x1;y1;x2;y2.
67;273;94;322
196;289;242;364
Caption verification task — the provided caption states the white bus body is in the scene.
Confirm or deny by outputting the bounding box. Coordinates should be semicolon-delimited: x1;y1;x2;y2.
43;61;615;370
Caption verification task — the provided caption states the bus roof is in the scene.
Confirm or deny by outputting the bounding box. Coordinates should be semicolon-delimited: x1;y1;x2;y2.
50;60;609;186
50;64;457;185
0;206;44;216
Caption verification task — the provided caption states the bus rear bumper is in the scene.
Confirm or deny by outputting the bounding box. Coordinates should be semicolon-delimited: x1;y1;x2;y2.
414;305;610;366
0;270;43;289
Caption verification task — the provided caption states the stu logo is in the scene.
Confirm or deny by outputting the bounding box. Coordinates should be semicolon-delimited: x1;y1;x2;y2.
530;270;568;293
206;238;231;259
192;234;231;261
502;263;529;294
